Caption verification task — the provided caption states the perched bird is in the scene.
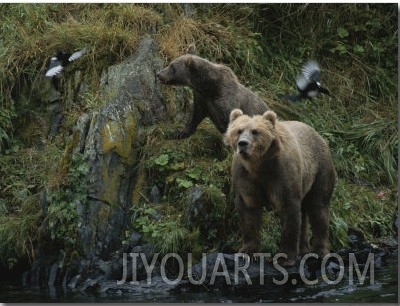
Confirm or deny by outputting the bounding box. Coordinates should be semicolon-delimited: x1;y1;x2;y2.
45;48;86;77
280;60;331;102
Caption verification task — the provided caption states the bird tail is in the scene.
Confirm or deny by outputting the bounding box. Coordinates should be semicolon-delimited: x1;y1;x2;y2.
278;93;302;102
319;86;331;97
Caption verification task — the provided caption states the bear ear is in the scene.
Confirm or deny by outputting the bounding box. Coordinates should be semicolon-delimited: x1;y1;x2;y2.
222;133;230;147
185;56;195;69
187;44;197;55
230;109;244;123
263;110;277;126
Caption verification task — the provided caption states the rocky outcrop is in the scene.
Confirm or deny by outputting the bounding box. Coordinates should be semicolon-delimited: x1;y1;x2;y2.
75;37;165;267
26;37;169;288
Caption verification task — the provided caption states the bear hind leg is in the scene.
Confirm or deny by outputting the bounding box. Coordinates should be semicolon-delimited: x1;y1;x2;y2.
308;206;330;256
304;189;330;256
277;203;301;266
299;207;311;255
304;178;334;257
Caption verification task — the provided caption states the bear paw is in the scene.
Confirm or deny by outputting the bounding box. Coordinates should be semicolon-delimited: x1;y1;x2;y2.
239;242;261;256
174;130;191;139
276;256;297;267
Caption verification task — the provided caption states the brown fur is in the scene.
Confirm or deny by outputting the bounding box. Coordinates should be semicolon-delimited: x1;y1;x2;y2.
156;45;269;138
224;109;336;266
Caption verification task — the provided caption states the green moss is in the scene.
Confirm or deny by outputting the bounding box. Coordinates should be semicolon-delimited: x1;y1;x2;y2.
96;204;111;228
131;168;146;206
98;113;137;206
100;113;137;164
57;132;80;185
98;163;122;207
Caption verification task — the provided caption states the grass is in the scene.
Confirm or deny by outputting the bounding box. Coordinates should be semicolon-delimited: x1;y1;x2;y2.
0;195;42;268
329;179;397;250
0;3;397;269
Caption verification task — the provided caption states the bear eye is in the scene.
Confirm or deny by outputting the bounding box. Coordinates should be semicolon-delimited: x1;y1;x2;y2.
252;129;259;135
237;129;243;135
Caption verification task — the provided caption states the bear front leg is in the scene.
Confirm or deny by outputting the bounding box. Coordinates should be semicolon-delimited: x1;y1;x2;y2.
235;194;263;255
175;96;207;139
277;203;301;266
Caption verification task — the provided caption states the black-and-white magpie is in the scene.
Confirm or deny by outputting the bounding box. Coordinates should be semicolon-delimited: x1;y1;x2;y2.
45;48;86;77
280;60;331;102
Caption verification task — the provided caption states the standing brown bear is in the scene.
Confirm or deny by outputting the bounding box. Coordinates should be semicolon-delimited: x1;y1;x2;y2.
224;109;336;266
156;45;269;138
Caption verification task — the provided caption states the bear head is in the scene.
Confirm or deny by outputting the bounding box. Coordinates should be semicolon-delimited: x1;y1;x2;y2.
224;109;281;161
156;44;198;86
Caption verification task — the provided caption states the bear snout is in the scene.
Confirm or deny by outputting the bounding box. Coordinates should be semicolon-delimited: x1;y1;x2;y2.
156;71;166;84
237;139;250;156
156;70;171;85
238;140;249;148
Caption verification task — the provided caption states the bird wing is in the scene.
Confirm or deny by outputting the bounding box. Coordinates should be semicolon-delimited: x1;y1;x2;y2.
68;48;86;62
45;65;64;77
296;74;309;91
301;60;321;83
45;58;64;77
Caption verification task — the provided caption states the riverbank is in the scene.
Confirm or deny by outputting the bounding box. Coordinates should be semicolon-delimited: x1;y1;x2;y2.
0;256;397;303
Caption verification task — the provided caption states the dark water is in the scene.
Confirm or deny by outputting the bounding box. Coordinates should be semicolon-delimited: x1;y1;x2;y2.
0;258;398;303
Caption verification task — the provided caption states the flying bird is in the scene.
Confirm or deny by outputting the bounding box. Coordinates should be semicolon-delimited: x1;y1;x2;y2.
280;60;331;102
45;48;86;77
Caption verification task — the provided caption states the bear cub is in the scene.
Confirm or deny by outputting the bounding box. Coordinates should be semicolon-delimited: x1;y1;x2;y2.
156;45;269;138
224;109;336;266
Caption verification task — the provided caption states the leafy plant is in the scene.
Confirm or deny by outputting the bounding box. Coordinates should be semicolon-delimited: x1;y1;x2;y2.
132;204;190;255
154;153;169;167
47;152;89;249
176;178;193;189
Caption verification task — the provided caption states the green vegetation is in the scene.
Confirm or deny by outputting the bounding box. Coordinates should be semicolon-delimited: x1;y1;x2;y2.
46;152;89;249
0;4;397;269
0;144;63;267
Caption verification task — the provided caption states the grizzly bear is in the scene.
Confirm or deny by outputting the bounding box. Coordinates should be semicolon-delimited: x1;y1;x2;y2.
156;45;269;138
224;109;336;266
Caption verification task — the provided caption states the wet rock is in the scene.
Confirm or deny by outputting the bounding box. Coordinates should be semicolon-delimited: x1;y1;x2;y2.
48;101;64;139
67;274;81;290
184;186;226;238
348;227;368;249
98;275;180;295
110;244;161;283
72;113;91;154
149;185;161;204
187;252;302;287
47;263;58;287
130;232;142;248
99;35;165;126
179;249;384;292
185;187;211;231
